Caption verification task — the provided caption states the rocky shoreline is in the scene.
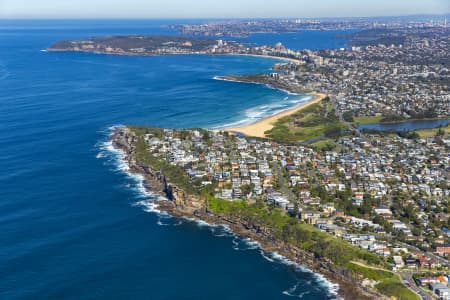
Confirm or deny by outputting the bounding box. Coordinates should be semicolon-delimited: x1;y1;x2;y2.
110;126;385;300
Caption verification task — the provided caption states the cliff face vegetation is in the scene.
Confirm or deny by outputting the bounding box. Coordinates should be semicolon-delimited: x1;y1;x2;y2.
111;126;420;300
112;126;205;212
206;197;420;300
207;196;384;266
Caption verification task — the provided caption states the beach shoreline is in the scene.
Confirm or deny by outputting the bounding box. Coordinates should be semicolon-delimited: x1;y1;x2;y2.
223;53;304;65
223;92;327;138
47;47;305;65
213;75;300;96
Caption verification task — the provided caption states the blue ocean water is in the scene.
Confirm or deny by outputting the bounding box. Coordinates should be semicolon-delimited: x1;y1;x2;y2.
0;20;352;299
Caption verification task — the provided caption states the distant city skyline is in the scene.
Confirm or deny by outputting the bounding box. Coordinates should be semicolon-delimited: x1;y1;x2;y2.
1;0;449;19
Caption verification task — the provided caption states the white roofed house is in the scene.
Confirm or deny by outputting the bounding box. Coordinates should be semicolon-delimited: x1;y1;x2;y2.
233;188;242;199
241;177;251;186
240;167;249;177
374;207;393;218
393;256;405;270
170;149;185;163
253;184;262;195
289;174;302;186
232;177;241;188
371;243;391;257
349;217;380;229
251;176;260;185
432;187;443;197
187;169;206;180
221;189;233;200
267;192;290;210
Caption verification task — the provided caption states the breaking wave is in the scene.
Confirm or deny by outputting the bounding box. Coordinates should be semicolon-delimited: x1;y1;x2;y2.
260;251;341;299
209;82;313;130
96;125;167;218
232;237;260;251
156;214;182;226
282;282;311;298
98;126;340;299
182;217;235;237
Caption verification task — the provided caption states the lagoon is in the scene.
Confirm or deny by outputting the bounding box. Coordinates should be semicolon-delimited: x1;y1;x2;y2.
358;119;450;132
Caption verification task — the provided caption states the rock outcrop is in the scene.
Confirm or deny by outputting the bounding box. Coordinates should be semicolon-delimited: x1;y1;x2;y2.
110;126;385;300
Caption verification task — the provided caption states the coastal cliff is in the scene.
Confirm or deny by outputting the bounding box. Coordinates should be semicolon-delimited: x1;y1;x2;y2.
110;126;386;300
47;35;220;56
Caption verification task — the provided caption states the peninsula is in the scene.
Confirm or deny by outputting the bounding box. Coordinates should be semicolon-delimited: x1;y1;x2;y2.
111;122;443;300
111;126;379;300
52;21;449;300
46;35;303;62
48;35;225;55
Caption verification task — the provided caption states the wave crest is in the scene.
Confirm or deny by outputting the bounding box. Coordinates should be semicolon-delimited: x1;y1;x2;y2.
96;126;167;215
98;126;340;299
211;92;313;130
259;250;341;298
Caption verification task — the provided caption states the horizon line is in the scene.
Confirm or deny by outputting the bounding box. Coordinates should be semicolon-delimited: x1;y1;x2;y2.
1;12;449;21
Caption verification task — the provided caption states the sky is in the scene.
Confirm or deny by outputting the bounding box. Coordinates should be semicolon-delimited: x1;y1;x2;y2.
0;0;449;19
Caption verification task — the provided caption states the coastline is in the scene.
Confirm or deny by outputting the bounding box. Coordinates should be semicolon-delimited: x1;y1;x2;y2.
46;48;304;65
97;46;376;300
223;92;327;138
213;75;300;96
109;126;382;300
223;53;304;65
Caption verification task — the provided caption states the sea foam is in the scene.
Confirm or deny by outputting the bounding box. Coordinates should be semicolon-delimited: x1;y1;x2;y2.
211;89;313;130
282;282;312;298
182;217;236;238
97;126;167;216
99;126;340;298
259;250;341;299
232;237;261;251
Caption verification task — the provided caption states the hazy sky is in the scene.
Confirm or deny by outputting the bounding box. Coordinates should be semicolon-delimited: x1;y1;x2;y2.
1;0;449;19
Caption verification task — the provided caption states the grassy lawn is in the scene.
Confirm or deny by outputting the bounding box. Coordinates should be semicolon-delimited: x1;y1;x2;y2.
265;98;346;143
376;278;420;300
346;262;420;300
309;138;336;150
353;116;384;125
415;124;450;138
207;196;385;267
208;197;415;299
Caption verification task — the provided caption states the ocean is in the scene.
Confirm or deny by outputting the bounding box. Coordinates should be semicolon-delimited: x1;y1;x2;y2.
0;20;353;299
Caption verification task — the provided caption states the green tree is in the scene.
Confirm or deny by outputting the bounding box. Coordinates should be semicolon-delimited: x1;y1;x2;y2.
342;111;354;122
404;204;415;221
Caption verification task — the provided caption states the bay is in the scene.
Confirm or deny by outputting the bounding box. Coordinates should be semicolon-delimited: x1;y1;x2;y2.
0;20;353;300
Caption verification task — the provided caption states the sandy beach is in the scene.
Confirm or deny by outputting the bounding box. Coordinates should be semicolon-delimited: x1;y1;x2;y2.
224;92;327;138
227;53;304;65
